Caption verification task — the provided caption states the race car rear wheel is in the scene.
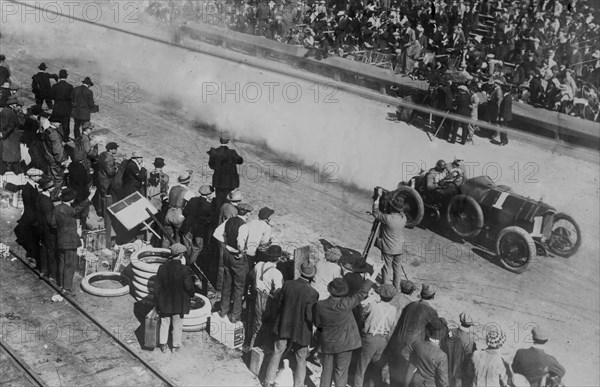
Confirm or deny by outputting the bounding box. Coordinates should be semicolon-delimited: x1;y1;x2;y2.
546;212;581;258
393;186;424;227
496;226;536;273
446;194;484;239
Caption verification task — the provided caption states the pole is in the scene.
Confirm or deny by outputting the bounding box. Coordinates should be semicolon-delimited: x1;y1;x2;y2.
145;208;175;244
362;218;381;259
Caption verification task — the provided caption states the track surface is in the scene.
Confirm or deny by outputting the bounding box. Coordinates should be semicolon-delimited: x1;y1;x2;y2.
2;6;599;386
0;340;43;386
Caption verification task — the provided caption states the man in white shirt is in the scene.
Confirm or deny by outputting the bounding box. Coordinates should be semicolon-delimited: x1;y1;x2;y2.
162;172;194;248
245;206;274;268
246;244;284;351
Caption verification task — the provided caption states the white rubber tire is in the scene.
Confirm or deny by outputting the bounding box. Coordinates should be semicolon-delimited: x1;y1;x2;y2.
183;323;207;332
132;267;157;280
131;280;154;295
80;271;130;297
185;294;211;319
133;275;156;287
130;248;171;272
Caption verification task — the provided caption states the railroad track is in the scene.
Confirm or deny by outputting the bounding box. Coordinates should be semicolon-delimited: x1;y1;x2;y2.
0;339;47;386
0;246;175;387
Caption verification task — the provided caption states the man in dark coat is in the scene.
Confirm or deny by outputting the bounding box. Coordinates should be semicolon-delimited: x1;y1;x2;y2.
512;326;566;386
39;117;68;197
401;318;449;387
154;243;196;353
264;262;319;387
31;63;57;110
36;177;58;282
181;185;215;266
72;122;97;171
449;84;472;144
0;95;22;174
121;151;147;198
50;69;73;141
67;160;92;228
496;83;512;146
389;284;440;387
16;168;43;270
433;80;454;140
71;77;98;139
441;312;476;386
0;55;10;86
315;265;380;387
95;142;118;214
207;136;243;211
50;186;96;297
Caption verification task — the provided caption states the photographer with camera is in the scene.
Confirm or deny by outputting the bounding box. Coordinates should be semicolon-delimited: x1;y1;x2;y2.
372;187;406;291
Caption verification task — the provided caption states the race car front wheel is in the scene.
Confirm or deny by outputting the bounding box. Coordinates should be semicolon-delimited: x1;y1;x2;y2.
393;186;424;227
546;212;581;258
496;226;536;273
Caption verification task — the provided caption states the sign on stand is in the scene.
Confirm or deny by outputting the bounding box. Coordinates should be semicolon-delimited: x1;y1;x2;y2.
107;192;160;239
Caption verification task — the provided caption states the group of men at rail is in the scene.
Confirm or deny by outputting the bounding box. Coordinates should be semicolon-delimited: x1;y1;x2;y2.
1;58;567;386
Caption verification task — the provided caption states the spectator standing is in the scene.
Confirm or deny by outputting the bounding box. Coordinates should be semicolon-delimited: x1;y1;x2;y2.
441;312;476;386
73;122;98;171
0;95;22;175
313;246;343;300
469;329;508;387
121;151;147;198
95;142;118;215
16;168;43;270
155;243;196;353
162;172;194;247
215;189;242;290
31;63;58;110
39;117;68;195
449;84;472;144
512;326;566;386
71;77;98;139
50;69;73;141
181;185;215;265
0;55;10;85
50;186;96;297
487;79;503;138
264;262;319;387
496;83;512;145
36;177;57;282
246;206;274;267
0;82;11;108
208;136;243;211
389;279;417;327
372;186;406;291
146;157;169;212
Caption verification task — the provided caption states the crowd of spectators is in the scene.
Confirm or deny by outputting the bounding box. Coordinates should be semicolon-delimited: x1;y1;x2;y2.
146;0;600;121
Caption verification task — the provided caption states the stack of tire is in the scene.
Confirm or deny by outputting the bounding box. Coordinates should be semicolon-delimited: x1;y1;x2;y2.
130;247;211;332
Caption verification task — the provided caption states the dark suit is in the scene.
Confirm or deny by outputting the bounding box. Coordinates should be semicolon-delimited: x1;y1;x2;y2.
450;89;472;143
181;196;214;265
390;300;439;386
71;85;97;138
32;71;58;109
265;278;319;386
441;327;476;386
498;91;512;145
315;279;373;387
51;80;73;140
16;182;40;267
121;159;147;199
512;347;565;386
36;193;57;280
207;145;243;209
401;340;449;387
1;106;21;174
155;259;195;316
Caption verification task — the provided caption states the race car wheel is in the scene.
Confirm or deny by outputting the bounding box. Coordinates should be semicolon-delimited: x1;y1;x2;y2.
546;212;581;258
496;226;536;273
446;194;484;239
393;186;424;227
80;272;130;297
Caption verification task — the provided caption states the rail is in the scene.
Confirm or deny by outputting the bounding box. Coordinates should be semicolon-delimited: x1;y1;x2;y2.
0;340;47;387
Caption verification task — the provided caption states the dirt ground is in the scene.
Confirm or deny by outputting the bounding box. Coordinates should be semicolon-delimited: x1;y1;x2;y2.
1;6;599;386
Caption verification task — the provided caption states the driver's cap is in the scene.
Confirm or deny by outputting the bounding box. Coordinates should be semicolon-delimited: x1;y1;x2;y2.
454;154;464;162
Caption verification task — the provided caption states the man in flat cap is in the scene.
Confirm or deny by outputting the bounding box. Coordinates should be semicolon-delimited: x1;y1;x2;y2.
1;95;23;174
181;185;215;265
246;206;274;268
36;177;58;282
162;171;194;248
32;62;58;110
401;318;449;387
50;69;73;141
95;142;119;216
213;202;253;323
207;136;243;211
39;117;68;196
50;185;97;297
512;326;566;386
71;76;98;139
154;243;196;353
16;168;44;270
73;122;98;172
121;151;147;199
441;312;476;386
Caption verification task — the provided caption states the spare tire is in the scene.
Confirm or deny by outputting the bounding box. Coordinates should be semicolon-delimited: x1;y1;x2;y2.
130;248;170;272
81;271;130;297
133;276;156;287
392;186;424;227
185;294;211;319
446;194;484;239
132;267;157;280
131;280;154;295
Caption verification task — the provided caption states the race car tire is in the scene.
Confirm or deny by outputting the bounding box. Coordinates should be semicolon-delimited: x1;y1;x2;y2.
130;248;170;273
132;267;157;280
133;275;155;287
446;194;484;239
393;186;424;227
184;294;211;320
131;280;155;295
496;226;536;274
80;272;130;297
546;212;582;258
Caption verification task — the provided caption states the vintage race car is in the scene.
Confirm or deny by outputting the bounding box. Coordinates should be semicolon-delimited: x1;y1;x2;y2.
381;174;581;273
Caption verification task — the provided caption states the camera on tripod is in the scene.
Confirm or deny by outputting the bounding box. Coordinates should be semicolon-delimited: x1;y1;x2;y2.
373;186;404;214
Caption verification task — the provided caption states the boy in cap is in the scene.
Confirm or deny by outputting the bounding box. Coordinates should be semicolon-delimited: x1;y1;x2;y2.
441;312;476;386
162;171;194;248
31;62;58;110
512;326;565;386
50;69;73;141
50;185;97;297
154;243;196;353
470;328;508;386
353;283;398;387
214;202;253;323
181;185;215;265
264;261;318;387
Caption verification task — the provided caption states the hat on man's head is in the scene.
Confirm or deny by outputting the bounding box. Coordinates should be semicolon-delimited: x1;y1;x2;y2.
131;151;143;159
6;95;19;106
26;168;43;177
39;177;54;191
237;203;253;215
266;245;283;261
400;279;416;294
170;243;187;256
198;185;214;196
376;284;397;300
227;190;243;202
485;329;506;348
60;188;77;202
38;62;47;70
300;262;316;278
82;77;94;86
59;69;68;78
531;326;548;343
258;207;274;220
219;135;230;144
106;142;119;150
327;278;349;297
426;318;446;341
153;157;165;168
81;121;94;131
459;312;474;327
347;258;370;273
420;284;436;299
178;172;191;185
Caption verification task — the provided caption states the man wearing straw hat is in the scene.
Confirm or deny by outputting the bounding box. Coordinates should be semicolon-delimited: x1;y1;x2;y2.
470;328;509;386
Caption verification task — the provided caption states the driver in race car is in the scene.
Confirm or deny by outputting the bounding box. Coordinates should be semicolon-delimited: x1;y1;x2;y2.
445;156;468;186
426;160;458;204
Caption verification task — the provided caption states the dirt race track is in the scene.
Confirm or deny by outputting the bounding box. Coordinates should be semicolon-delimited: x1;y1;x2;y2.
1;3;599;385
